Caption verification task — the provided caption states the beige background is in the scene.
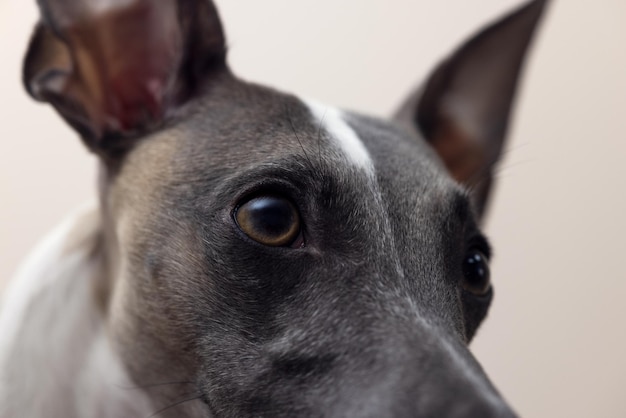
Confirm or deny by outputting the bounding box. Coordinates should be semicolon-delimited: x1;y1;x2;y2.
1;0;625;417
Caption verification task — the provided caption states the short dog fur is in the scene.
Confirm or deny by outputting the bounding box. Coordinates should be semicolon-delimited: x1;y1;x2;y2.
0;0;547;417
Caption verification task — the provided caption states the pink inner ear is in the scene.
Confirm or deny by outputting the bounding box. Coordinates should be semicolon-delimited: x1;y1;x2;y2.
52;0;182;136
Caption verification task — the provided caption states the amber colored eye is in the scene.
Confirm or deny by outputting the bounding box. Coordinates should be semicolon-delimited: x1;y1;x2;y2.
462;250;491;295
234;196;301;247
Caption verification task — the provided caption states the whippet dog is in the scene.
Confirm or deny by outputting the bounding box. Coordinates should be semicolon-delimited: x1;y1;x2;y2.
0;0;548;416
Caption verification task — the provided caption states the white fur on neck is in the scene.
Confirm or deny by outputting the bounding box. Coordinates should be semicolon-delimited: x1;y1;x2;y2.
0;201;96;356
304;99;375;174
0;203;152;418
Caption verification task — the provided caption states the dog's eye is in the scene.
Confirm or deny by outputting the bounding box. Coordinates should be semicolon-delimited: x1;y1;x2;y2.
461;250;491;295
234;196;302;247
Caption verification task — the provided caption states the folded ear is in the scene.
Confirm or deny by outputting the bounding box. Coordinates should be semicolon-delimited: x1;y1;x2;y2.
395;0;548;219
23;0;226;157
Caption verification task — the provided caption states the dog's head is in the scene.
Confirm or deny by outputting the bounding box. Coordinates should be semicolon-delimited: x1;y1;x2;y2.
23;1;547;416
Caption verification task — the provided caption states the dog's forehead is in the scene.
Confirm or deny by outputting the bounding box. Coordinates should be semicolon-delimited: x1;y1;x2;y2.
117;81;461;220
191;85;450;186
340;110;458;199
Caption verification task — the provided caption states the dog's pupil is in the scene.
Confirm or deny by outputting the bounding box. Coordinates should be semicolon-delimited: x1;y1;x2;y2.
462;251;490;294
235;196;299;246
250;197;294;234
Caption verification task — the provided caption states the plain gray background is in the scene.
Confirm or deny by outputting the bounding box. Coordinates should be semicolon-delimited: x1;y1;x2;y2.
1;0;625;417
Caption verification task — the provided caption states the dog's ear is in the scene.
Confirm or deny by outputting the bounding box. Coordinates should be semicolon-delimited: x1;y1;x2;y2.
395;0;548;219
23;0;226;158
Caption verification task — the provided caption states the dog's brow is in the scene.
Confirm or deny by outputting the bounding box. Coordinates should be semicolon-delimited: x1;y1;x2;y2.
210;158;322;205
454;193;493;257
453;192;472;223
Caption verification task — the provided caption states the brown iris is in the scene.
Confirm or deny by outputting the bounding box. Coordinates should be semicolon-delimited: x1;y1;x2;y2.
234;196;301;247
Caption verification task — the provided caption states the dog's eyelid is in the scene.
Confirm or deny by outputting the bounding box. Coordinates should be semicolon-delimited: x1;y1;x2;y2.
233;182;299;208
218;163;320;208
467;233;492;260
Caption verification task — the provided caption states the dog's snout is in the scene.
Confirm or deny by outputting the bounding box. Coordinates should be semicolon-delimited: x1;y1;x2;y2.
270;352;337;380
350;332;518;418
444;399;517;418
389;319;517;418
246;318;516;418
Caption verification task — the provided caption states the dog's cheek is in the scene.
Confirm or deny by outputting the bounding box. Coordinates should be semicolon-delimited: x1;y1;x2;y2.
460;288;494;342
106;220;211;392
197;228;314;339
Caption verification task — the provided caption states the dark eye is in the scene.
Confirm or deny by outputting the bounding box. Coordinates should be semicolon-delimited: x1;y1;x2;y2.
234;196;302;247
461;250;491;295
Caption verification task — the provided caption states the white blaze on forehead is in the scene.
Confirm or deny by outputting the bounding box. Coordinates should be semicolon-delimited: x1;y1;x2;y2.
304;99;375;174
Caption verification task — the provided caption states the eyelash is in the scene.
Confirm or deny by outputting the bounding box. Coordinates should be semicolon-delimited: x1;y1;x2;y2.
467;235;491;259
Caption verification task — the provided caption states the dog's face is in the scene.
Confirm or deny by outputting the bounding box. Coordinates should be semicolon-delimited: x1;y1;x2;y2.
23;0;547;416
104;83;495;416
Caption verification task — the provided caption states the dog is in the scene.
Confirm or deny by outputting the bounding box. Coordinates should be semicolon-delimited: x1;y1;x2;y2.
0;0;548;416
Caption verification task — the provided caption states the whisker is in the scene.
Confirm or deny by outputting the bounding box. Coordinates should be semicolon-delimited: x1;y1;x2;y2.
114;380;195;391
317;107;328;179
499;141;530;158
466;168;489;192
493;159;535;176
286;104;315;171
463;141;532;188
464;157;536;199
146;392;203;418
317;108;328;161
